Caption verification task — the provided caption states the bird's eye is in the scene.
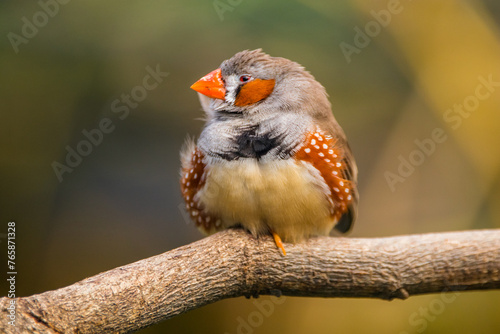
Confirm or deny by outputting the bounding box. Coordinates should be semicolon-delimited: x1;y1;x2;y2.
239;75;252;83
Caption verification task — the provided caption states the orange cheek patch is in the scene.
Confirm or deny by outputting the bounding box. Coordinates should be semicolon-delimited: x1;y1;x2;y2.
294;127;354;220
234;79;276;106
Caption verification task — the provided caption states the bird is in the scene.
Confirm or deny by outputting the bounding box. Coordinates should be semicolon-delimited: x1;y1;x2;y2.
180;49;358;255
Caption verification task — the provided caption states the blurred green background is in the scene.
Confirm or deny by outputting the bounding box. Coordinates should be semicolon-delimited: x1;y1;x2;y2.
1;0;500;333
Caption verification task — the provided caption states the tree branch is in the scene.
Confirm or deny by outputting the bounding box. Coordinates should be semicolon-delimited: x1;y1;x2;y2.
2;229;500;333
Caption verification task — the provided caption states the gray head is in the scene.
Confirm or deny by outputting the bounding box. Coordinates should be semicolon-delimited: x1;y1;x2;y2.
191;49;332;121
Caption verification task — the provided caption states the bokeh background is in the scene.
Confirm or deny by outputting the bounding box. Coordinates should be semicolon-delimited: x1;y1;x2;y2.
1;0;500;333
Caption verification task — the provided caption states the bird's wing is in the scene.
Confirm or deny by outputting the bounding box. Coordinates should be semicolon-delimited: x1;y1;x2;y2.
294;126;358;233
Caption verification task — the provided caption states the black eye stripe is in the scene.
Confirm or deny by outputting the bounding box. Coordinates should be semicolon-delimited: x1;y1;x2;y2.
234;84;242;98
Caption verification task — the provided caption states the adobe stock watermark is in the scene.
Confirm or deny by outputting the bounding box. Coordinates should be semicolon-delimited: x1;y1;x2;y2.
213;0;244;21
6;221;17;327
385;74;500;192
340;0;412;64
52;64;169;182
7;0;72;54
224;293;286;334
399;286;464;334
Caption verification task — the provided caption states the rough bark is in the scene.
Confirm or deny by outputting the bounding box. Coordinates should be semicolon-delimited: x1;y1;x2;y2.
1;229;500;333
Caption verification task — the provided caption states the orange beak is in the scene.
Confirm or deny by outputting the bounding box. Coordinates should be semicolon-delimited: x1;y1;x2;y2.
190;68;226;100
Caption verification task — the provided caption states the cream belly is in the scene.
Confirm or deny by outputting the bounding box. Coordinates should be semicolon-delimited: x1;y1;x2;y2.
196;158;335;242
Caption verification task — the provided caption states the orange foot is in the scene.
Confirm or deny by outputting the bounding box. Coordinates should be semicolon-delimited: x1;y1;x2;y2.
271;231;287;256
